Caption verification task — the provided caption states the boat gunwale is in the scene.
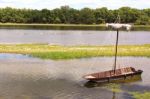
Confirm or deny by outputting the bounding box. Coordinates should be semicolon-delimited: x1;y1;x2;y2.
83;67;143;81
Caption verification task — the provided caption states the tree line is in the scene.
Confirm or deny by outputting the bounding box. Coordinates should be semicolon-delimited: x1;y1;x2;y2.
0;6;150;25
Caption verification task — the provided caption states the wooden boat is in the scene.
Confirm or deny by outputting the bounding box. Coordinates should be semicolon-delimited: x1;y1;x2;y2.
83;15;143;82
83;67;143;82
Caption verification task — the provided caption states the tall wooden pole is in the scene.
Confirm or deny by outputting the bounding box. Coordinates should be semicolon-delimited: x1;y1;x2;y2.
114;29;119;74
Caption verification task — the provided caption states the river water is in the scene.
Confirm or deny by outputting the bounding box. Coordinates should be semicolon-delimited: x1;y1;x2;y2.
0;54;150;99
0;29;150;99
0;29;150;45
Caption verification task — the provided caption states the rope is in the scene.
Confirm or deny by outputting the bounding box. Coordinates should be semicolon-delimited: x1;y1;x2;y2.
88;13;122;73
89;30;112;71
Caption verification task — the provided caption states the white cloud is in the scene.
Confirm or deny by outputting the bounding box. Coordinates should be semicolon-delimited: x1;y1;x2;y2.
0;0;149;9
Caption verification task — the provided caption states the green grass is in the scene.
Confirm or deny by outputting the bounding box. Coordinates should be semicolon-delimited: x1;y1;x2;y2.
0;23;150;30
104;83;122;93
0;23;150;27
130;92;150;99
0;44;150;59
0;23;105;26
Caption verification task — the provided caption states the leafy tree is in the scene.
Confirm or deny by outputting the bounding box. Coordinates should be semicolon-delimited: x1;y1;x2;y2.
79;8;95;24
54;17;61;23
94;7;109;24
0;6;150;25
135;15;150;25
118;7;141;23
143;9;150;17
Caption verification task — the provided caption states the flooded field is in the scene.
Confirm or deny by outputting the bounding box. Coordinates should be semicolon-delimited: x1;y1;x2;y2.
0;54;149;99
0;29;150;45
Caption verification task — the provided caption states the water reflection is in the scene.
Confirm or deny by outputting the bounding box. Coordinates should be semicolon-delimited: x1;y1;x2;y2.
112;92;116;99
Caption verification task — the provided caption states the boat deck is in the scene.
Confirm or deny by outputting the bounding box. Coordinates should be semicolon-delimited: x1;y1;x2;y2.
84;67;137;80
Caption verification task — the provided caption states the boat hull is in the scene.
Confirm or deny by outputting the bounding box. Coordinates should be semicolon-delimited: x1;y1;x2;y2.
83;67;143;83
84;74;142;88
92;70;142;83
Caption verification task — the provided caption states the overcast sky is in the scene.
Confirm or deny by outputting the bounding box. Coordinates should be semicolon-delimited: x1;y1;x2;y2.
0;0;150;10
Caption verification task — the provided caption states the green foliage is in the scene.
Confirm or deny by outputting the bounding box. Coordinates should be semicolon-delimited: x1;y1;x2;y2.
0;6;150;24
118;7;140;23
135;15;150;25
94;7;109;24
79;8;95;24
143;8;150;17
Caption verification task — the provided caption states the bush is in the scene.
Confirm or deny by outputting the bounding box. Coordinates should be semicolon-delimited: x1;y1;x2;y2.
135;15;150;25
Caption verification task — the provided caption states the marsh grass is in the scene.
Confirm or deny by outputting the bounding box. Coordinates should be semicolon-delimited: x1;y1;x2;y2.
0;44;150;59
103;83;122;93
130;92;150;99
0;23;150;30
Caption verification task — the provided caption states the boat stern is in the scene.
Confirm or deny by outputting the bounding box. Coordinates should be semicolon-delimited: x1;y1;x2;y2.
83;75;96;80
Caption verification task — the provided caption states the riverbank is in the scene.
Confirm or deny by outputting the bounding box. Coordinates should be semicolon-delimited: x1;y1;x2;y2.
0;44;150;59
0;23;150;30
0;23;105;26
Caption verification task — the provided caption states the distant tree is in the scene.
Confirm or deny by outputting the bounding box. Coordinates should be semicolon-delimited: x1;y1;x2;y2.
135;15;150;25
94;7;109;24
106;10;116;23
67;8;80;24
143;9;150;17
118;7;141;23
53;8;62;23
79;8;95;24
54;17;61;23
0;6;150;25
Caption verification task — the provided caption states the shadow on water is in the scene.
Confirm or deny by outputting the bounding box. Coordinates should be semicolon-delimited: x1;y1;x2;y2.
84;75;150;99
84;76;143;99
0;72;117;99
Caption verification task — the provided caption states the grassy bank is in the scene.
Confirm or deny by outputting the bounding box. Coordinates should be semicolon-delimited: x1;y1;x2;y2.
0;44;150;59
0;23;106;30
0;23;150;30
0;23;105;26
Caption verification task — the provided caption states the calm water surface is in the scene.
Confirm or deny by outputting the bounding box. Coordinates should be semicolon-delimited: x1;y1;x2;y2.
0;54;150;99
0;28;150;98
0;29;150;45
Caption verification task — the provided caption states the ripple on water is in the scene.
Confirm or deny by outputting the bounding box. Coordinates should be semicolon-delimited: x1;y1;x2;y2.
0;54;150;99
0;30;150;45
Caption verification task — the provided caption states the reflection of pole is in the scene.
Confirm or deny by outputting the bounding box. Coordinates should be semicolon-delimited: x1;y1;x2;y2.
112;91;116;99
114;29;119;74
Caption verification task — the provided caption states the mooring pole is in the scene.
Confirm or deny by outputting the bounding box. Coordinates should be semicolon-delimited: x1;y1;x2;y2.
114;29;119;74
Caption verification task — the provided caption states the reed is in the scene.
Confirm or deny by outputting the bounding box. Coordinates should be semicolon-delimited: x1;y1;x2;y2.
0;44;150;59
130;92;150;99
